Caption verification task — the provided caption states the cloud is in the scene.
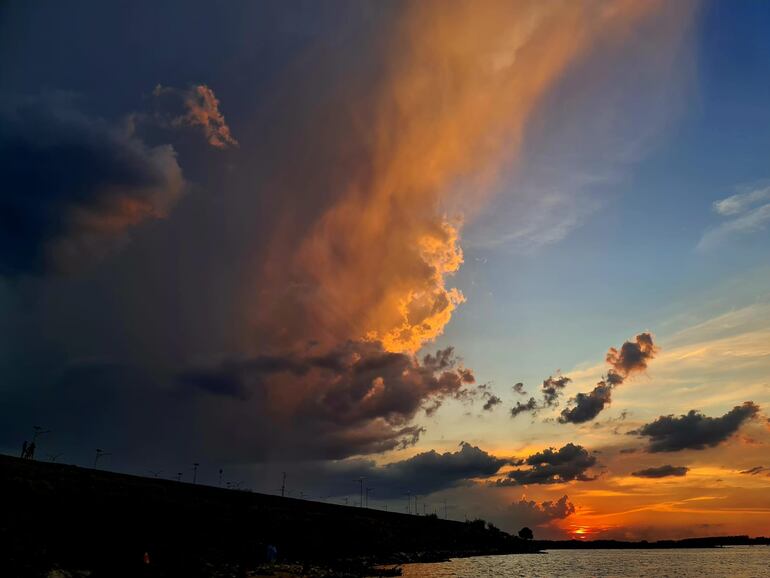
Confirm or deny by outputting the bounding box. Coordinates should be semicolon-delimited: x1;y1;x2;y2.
153;84;238;149
177;342;476;459
713;185;770;216
559;382;614;424
0;3;683;470
511;397;539;419
509;374;571;419
560;333;656;424
507;495;575;529
272;441;508;500
0;95;184;276
495;443;597;486
250;1;671;357
631;465;689;478
513;382;527;395
1;349;471;463
632;402;761;452
482;393;502;411
542;375;571;407
739;466;768;475
606;332;657;376
699;184;770;249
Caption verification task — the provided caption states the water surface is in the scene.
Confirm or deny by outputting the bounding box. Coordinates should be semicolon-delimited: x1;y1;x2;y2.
401;547;770;577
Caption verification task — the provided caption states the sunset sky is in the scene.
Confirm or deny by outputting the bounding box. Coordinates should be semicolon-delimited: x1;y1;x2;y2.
1;1;769;540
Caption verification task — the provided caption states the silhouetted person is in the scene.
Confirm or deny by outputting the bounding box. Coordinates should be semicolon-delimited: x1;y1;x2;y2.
26;441;36;460
20;440;28;458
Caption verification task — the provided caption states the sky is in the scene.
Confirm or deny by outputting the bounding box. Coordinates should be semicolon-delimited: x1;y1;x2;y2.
1;0;769;541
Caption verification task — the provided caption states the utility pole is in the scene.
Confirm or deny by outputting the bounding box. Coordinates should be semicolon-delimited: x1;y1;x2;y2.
358;477;365;507
177;472;183;482
192;463;199;484
405;492;412;514
443;499;448;519
281;472;286;497
93;448;111;469
365;487;373;508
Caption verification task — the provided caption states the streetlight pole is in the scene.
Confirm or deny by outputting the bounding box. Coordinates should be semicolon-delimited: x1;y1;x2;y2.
357;477;365;507
93;449;111;469
192;463;199;484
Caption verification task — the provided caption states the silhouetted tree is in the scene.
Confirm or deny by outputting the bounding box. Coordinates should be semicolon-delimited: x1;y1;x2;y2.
518;527;534;540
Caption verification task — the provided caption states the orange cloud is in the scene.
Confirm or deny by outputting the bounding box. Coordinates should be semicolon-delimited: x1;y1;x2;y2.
256;0;679;356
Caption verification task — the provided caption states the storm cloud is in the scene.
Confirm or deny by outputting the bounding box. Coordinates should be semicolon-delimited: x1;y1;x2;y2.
495;443;597;486
631;465;689;478
178;343;475;459
0;96;184;276
633;402;760;452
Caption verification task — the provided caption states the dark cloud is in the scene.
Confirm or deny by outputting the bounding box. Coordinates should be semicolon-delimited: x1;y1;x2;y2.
631;465;689;478
509;374;571;419
606;332;657;376
273;441;507;500
510;397;538;419
1;342;477;464
507;495;575;528
558;382;613;424
632;402;760;452
0;95;184;276
495;443;597;486
619;448;638;454
541;375;571;407
559;333;657;424
482;394;502;411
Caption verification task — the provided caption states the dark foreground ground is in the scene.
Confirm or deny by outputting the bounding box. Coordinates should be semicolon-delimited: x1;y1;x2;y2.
0;455;530;577
3;456;767;577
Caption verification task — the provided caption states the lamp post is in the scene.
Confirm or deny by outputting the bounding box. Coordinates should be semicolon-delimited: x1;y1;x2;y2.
93;448;111;469
357;477;365;507
192;462;199;484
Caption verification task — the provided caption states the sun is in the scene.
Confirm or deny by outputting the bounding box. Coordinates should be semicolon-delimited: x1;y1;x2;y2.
569;525;594;540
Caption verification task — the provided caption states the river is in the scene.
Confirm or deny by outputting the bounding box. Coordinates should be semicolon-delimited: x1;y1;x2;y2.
401;546;770;577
